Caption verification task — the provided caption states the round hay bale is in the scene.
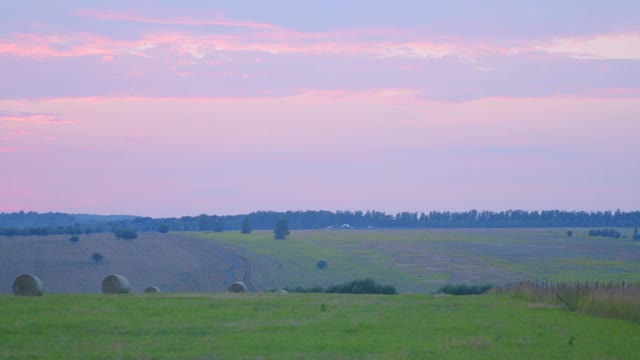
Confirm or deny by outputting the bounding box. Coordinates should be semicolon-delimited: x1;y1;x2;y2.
144;286;160;293
101;274;130;294
12;274;43;296
276;289;288;294
228;281;247;293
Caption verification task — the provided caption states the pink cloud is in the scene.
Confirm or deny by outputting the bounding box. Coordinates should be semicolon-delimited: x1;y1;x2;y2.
12;129;32;136
0;111;74;124
0;146;25;153
2;11;639;65
0;18;512;61
532;32;640;60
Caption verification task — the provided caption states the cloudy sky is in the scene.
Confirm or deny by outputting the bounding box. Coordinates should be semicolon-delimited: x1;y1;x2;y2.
1;1;639;217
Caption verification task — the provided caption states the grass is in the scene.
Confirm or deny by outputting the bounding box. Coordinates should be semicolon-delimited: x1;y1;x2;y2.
194;228;640;293
496;281;640;323
2;293;640;359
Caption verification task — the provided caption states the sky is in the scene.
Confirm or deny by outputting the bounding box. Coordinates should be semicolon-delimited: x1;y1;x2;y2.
0;1;639;217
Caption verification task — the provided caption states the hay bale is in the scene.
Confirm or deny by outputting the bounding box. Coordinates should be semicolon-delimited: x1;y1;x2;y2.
101;274;130;294
228;281;247;293
12;274;43;296
144;286;160;293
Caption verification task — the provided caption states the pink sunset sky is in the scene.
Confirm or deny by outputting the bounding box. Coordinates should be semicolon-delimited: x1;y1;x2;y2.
1;1;639;217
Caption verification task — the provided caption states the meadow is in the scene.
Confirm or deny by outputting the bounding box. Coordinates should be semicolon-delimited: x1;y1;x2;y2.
3;228;640;359
2;292;640;359
195;228;640;293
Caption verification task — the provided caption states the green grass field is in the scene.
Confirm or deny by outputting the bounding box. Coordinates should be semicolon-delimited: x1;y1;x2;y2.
195;229;640;293
2;293;639;359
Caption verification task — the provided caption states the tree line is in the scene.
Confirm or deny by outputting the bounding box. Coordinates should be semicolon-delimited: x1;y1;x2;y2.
1;209;640;234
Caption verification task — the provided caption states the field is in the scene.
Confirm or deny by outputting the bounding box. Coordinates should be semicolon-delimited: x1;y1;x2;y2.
195;228;640;293
2;228;640;294
3;228;640;359
0;233;261;294
2;292;640;359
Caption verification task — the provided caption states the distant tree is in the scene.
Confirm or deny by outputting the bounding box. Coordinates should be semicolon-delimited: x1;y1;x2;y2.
240;216;252;234
213;217;225;233
114;229;138;241
91;252;104;263
198;214;210;231
158;224;170;234
634;227;639;241
274;218;290;240
69;235;80;243
83;228;92;236
567;230;573;237
588;228;621;239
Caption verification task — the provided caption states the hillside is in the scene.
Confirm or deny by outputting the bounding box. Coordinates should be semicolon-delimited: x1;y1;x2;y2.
2;228;640;294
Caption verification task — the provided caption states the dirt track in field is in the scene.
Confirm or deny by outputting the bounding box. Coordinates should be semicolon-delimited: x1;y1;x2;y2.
0;233;258;294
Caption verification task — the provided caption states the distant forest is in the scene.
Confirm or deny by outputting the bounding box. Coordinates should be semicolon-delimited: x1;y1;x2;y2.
1;210;640;234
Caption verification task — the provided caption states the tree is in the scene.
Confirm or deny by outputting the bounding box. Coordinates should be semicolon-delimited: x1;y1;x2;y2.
198;214;210;231
567;230;573;237
634;227;639;241
240;216;252;234
213;217;225;233
83;228;92;236
273;218;290;240
114;229;137;241
158;224;170;234
91;252;104;263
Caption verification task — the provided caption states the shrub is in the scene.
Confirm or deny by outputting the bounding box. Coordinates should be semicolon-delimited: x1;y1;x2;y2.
437;284;493;295
567;230;573;237
283;279;398;295
588;229;621;239
274;218;290;239
240;216;252;234
91;252;104;263
213;218;224;233
69;235;80;243
114;229;137;240
283;286;325;294
326;278;398;295
316;259;328;269
158;224;170;234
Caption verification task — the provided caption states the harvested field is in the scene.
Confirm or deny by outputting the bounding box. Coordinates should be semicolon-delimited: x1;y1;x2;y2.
0;233;268;294
3;228;640;294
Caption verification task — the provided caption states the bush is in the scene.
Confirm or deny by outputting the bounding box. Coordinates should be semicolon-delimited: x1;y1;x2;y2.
213;218;224;233
158;224;170;234
316;259;328;269
326;278;398;295
282;286;325;294
69;235;80;243
588;229;621;239
114;229;137;240
437;284;493;295
283;278;397;295
91;252;104;263
273;218;290;240
567;230;573;237
240;216;252;234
